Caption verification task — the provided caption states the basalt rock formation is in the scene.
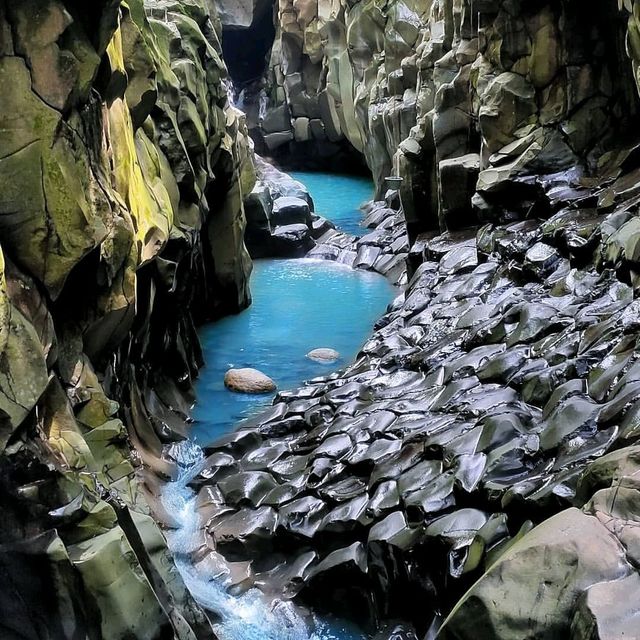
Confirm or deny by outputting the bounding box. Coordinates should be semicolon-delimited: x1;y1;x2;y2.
0;0;255;637
244;156;323;257
192;148;640;639
308;198;410;284
187;1;640;638
244;155;411;278
243;0;640;227
9;0;640;639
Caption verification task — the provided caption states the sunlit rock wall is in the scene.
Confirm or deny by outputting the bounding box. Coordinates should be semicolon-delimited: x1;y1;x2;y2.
0;0;254;636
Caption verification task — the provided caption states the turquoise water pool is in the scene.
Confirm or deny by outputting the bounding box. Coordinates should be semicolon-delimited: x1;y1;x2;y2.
289;171;373;237
191;258;394;445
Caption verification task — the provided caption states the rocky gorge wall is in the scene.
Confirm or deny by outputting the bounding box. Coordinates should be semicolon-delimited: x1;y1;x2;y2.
242;0;640;233
0;0;255;637
7;0;640;638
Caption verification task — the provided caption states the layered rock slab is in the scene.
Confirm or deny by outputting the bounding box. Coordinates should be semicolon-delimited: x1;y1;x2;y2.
192;154;640;634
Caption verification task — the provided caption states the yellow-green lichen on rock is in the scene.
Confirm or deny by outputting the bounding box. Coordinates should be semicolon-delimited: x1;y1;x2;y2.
0;0;257;636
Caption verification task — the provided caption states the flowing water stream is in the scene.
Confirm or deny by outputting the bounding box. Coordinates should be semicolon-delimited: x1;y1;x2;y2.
161;173;395;640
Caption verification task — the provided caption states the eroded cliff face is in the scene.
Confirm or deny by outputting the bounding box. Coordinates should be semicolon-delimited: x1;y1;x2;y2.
251;0;640;223
0;0;254;636
8;0;640;637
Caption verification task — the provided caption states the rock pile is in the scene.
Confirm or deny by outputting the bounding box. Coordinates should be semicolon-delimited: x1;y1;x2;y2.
244;158;410;283
308;199;410;285
189;143;640;637
244;157;333;257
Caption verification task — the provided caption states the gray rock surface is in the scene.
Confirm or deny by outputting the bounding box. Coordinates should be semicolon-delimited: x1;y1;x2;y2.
192;160;640;634
307;348;341;362
244;156;320;258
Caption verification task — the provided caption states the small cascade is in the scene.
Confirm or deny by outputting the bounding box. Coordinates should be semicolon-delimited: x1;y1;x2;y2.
157;172;398;640
259;88;269;121
161;440;368;640
224;78;237;108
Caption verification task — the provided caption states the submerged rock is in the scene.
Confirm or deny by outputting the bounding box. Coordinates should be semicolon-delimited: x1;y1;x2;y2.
307;348;340;362
224;368;277;394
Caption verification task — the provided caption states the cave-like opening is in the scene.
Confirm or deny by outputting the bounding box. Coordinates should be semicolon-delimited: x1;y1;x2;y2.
221;1;276;93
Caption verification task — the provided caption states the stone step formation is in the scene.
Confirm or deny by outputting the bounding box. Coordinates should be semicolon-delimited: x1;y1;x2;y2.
190;159;640;638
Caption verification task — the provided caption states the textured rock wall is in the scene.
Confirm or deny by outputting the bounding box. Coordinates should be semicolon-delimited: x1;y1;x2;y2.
0;0;255;636
255;0;640;228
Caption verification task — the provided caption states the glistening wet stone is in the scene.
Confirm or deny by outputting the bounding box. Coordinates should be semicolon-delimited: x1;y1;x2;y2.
194;197;640;635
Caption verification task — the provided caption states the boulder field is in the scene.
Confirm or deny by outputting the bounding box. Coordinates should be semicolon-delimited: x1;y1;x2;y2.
192;154;640;638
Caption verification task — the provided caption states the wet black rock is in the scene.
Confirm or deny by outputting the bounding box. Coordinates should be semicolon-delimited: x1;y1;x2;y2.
244;157;317;258
308;200;409;284
198;127;640;635
272;196;312;226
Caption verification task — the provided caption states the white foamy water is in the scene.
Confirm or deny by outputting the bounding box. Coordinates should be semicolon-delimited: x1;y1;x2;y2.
160;441;369;640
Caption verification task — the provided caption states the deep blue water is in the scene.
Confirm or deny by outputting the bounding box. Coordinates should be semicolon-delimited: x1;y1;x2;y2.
289;171;373;236
191;259;394;445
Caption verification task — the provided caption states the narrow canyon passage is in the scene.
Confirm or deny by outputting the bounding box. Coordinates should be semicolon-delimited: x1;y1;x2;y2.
161;172;395;639
6;1;640;639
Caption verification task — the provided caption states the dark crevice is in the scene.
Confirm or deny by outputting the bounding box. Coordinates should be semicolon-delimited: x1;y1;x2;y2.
221;1;276;93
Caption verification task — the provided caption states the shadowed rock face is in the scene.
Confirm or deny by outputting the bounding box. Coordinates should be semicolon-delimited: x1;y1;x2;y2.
249;0;640;230
0;0;255;635
220;0;275;89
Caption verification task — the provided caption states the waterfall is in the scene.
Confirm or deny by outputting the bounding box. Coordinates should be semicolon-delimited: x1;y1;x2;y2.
224;78;237;108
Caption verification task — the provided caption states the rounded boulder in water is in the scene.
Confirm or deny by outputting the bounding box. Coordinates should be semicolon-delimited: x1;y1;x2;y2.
224;368;277;394
306;348;340;363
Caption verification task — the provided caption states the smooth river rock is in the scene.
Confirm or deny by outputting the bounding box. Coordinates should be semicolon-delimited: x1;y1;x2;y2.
224;368;277;394
307;348;340;362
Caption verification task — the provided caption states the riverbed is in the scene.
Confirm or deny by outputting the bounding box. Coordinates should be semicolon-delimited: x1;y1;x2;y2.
161;173;398;640
289;171;373;237
191;258;394;445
